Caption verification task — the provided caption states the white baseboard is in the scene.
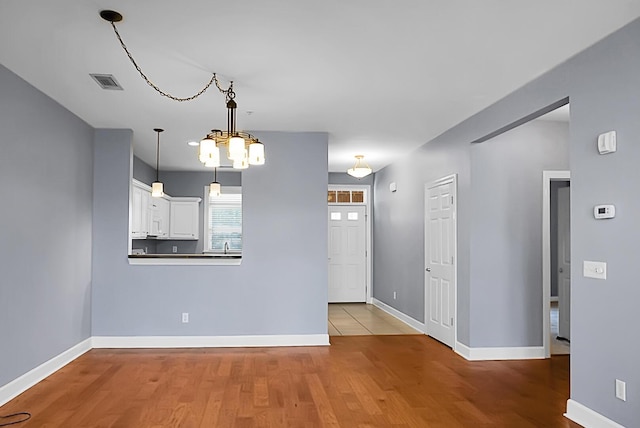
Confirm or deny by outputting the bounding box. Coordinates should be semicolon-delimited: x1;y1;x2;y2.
371;298;425;332
0;338;92;407
0;334;328;407
92;334;330;348
455;341;545;361
564;399;626;428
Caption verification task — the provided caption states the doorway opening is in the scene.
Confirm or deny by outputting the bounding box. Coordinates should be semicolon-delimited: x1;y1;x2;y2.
543;171;571;357
327;185;372;304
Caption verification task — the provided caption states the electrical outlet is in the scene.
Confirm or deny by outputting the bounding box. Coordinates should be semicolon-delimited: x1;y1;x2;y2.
172;245;178;253
182;312;189;323
615;379;626;401
393;291;397;300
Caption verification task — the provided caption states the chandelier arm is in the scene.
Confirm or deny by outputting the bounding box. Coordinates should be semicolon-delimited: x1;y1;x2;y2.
108;21;227;102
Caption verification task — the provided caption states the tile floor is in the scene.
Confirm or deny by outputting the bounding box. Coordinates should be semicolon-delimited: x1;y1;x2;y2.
329;303;570;355
550;301;570;355
328;303;422;336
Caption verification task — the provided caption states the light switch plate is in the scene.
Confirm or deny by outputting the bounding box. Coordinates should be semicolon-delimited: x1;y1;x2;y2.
583;261;607;279
616;379;626;401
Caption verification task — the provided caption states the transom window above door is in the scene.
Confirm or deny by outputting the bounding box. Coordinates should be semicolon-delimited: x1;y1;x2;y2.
328;189;365;204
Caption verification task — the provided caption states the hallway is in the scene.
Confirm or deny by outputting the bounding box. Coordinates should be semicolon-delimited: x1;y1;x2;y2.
328;303;422;336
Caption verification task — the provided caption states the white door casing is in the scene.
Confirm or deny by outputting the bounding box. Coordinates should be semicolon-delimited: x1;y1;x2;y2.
425;175;457;348
328;205;367;302
557;186;571;340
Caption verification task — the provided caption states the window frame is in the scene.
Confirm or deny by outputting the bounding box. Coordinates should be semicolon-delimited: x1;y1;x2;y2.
203;186;243;254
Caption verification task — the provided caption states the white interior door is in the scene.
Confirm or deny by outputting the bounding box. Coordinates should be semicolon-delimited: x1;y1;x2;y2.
425;177;456;348
557;186;571;340
328;205;366;302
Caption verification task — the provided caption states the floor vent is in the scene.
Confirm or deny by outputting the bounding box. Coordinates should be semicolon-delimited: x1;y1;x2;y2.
90;74;123;90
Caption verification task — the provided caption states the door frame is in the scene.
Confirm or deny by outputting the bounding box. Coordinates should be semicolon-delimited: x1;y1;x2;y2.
328;185;372;303
424;174;458;350
542;170;570;358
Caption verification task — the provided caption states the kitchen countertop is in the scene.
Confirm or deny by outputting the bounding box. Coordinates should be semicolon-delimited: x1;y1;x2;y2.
128;253;242;265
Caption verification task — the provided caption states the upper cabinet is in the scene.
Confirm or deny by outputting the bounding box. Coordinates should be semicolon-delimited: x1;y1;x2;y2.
131;180;200;240
169;198;201;240
131;182;151;239
149;196;170;238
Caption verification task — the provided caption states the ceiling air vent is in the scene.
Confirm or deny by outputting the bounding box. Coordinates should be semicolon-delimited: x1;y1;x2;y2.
90;74;123;90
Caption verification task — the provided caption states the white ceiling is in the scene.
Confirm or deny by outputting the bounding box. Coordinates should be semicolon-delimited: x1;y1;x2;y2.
1;1;639;172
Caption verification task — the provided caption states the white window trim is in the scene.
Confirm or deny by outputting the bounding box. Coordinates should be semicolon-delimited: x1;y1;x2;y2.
203;186;242;254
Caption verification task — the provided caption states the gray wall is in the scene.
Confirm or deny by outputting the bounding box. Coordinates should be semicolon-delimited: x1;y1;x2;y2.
0;64;93;387
469;120;569;347
329;172;374;186
133;156;157;186
92;130;328;337
373;18;640;426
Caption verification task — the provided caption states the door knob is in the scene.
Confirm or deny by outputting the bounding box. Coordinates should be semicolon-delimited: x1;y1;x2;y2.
426;267;431;272
559;268;563;273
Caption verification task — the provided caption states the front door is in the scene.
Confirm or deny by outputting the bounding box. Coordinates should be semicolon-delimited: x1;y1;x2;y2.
425;176;457;347
328;205;366;302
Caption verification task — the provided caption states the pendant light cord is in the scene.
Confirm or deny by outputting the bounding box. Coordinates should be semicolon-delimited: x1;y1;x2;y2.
156;131;160;182
105;17;233;102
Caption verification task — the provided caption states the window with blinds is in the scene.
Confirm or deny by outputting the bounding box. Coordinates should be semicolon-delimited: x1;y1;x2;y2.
205;192;242;253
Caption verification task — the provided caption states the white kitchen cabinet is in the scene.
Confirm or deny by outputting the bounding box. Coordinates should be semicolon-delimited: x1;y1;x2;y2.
170;198;201;240
131;182;151;239
149;196;171;238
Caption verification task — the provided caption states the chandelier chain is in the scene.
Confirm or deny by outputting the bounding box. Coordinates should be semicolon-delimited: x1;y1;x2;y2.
108;21;231;102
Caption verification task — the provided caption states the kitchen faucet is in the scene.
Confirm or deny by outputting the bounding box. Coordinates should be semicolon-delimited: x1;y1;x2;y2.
224;242;229;254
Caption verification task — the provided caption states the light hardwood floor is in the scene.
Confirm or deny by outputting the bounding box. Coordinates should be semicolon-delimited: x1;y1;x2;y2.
328;303;422;336
0;336;578;427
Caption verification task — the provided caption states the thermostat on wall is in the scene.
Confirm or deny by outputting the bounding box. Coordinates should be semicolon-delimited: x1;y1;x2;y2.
597;131;616;154
594;204;615;219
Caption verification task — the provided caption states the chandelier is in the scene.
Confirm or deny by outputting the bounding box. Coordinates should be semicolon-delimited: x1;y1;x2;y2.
197;83;265;170
347;155;372;178
99;10;266;171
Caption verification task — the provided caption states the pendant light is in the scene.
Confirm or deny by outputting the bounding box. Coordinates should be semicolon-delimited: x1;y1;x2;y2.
151;128;164;197
210;167;221;197
347;155;372;179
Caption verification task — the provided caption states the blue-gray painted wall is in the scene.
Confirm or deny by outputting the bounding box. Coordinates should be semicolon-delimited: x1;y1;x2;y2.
373;19;640;426
0;64;93;387
132;156;157;186
3;16;640;425
92;130;328;337
469;120;569;347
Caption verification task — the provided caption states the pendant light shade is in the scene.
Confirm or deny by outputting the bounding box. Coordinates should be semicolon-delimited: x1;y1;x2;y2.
248;141;265;165
233;154;249;170
347;155;372;179
151;181;164;197
199;138;220;167
209;167;221;197
209;181;221;197
228;135;246;160
152;128;164;197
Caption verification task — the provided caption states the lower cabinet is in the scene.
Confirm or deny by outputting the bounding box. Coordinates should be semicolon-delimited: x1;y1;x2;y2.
169;198;201;240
